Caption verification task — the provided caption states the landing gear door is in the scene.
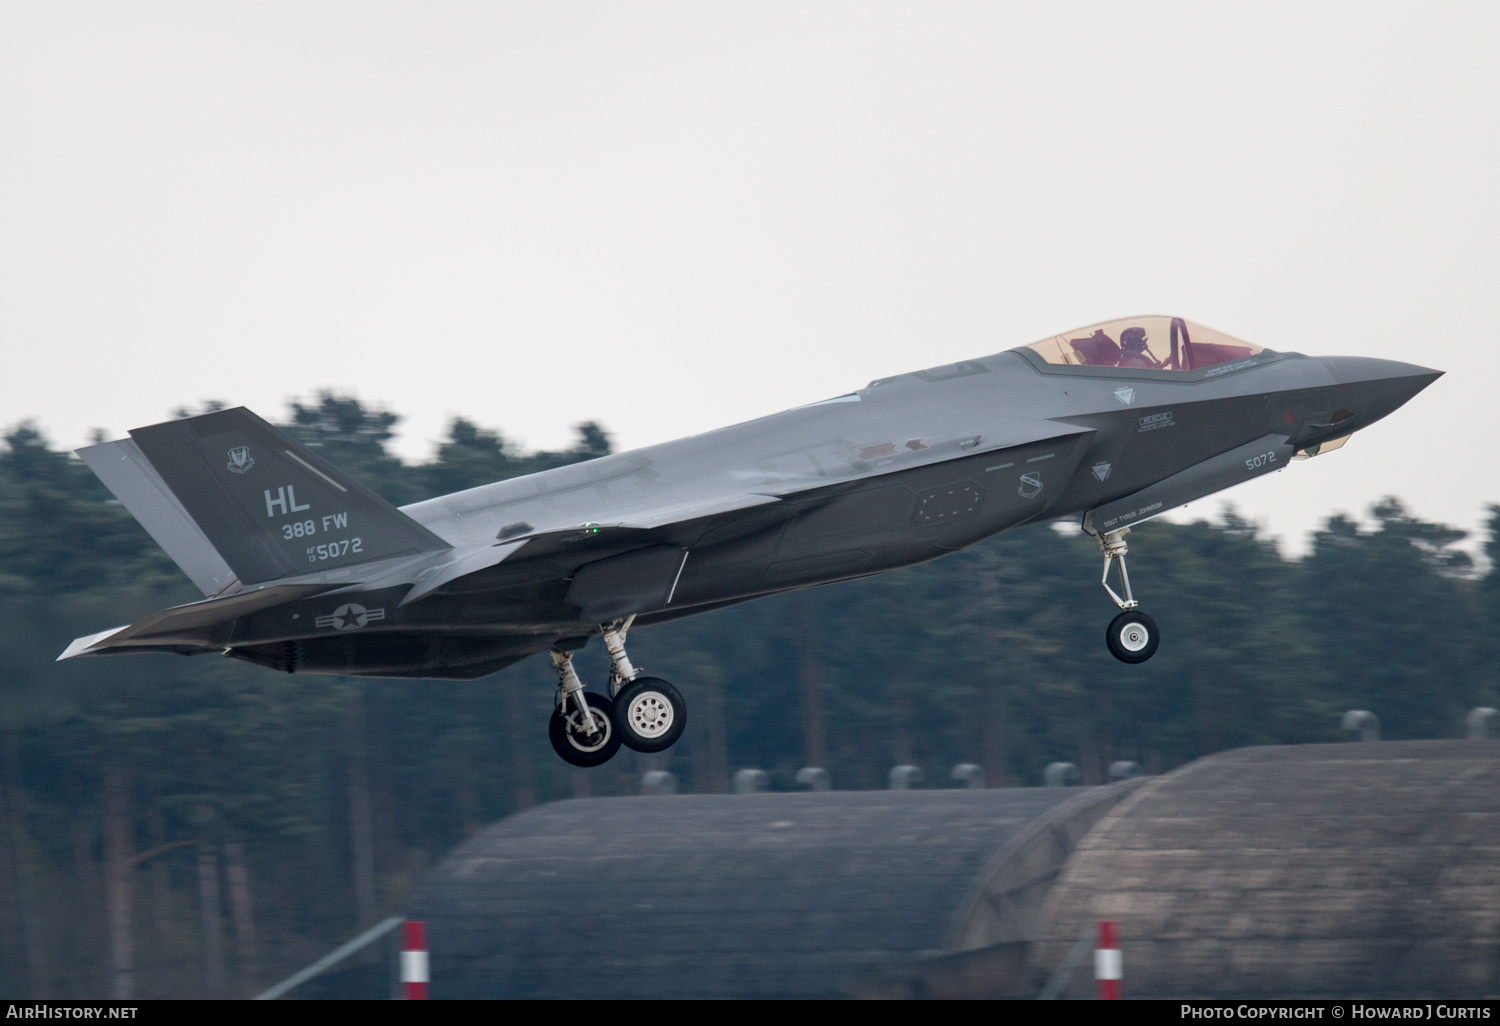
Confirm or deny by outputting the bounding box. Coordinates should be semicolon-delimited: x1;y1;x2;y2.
566;546;690;623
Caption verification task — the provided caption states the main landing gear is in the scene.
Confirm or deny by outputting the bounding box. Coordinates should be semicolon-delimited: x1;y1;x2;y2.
546;616;688;767
548;650;621;767
1098;528;1160;664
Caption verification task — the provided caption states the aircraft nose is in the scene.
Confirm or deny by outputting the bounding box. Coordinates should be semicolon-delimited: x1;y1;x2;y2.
1323;355;1442;386
1321;356;1443;423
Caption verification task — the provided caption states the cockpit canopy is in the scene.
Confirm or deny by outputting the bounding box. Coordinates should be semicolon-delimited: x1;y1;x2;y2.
1023;316;1265;372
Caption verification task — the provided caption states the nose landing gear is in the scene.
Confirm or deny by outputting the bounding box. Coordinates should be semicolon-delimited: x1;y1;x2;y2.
1098;528;1160;664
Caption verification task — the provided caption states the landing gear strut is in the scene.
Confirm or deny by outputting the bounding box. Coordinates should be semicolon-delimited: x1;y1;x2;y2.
547;649;621;767
602;617;687;754
1098;528;1160;664
543;619;689;766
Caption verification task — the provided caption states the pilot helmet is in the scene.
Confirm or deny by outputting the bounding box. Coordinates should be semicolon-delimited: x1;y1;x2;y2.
1120;326;1149;351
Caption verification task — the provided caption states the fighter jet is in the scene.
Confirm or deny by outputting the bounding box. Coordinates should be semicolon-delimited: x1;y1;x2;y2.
61;315;1438;766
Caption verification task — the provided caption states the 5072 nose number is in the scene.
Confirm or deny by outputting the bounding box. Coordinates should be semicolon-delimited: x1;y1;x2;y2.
1245;451;1277;471
306;538;363;563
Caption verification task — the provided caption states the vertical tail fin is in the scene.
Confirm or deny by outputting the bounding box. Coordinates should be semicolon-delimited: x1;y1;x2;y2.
78;438;239;596
80;407;450;592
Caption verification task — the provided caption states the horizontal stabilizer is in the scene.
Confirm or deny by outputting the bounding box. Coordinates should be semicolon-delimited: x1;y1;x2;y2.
57;582;333;660
58;624;133;661
83;407;452;589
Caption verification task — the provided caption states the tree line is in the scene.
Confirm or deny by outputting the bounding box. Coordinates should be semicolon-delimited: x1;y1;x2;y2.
0;393;1494;997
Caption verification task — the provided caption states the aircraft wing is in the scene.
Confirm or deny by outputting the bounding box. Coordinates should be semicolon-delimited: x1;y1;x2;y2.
384;494;779;607
609;492;781;529
400;410;1090;550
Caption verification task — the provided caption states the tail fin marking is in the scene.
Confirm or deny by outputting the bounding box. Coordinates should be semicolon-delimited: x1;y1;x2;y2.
97;407;450;588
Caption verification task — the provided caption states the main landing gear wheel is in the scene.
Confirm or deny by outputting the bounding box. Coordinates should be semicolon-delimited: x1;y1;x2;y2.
548;691;622;767
614;676;687;753
1106;610;1159;664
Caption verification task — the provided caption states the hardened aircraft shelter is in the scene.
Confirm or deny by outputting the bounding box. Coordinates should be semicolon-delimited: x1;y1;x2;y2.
408;740;1500;999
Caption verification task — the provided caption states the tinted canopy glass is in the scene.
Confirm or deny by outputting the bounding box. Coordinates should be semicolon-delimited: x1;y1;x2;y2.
1023;316;1265;372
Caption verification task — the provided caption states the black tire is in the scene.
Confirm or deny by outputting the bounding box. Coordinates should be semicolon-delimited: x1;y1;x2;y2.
548;692;622;767
1106;610;1160;664
613;676;687;753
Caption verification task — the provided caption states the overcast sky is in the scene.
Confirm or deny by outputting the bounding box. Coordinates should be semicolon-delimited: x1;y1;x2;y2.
1;2;1494;555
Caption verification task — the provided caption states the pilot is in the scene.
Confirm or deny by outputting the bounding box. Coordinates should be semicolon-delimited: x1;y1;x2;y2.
1117;327;1160;369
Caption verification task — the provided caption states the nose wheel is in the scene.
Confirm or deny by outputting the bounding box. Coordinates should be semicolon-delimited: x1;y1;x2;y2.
1106;610;1159;664
1097;527;1160;664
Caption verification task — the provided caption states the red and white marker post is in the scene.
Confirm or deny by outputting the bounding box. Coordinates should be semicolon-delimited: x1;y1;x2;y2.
401;920;429;1000
1095;920;1121;999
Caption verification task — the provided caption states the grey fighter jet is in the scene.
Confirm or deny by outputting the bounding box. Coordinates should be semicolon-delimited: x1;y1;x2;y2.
61;316;1438;766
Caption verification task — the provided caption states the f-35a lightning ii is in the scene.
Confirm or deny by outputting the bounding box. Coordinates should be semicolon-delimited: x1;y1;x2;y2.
62;315;1439;766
